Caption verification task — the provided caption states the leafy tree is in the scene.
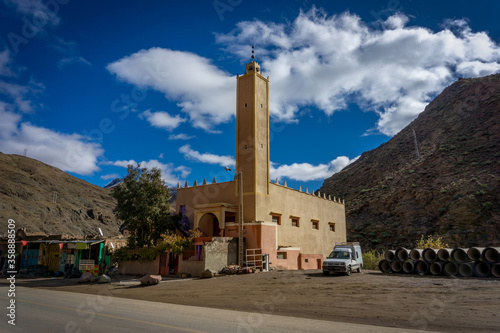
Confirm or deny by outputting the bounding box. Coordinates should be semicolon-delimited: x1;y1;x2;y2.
112;164;179;248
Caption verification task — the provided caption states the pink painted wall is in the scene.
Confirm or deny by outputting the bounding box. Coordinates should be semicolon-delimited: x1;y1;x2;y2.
298;254;323;270
274;249;300;270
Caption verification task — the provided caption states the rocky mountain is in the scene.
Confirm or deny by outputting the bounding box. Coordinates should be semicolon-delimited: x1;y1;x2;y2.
103;178;123;189
0;153;121;238
320;74;500;249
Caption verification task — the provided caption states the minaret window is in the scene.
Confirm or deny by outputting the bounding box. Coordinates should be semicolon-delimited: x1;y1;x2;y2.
245;103;247;108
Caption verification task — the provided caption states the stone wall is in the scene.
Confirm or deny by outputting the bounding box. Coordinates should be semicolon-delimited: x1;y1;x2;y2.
204;237;237;271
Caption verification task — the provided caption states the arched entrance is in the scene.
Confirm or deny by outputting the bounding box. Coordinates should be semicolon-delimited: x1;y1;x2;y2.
198;213;221;237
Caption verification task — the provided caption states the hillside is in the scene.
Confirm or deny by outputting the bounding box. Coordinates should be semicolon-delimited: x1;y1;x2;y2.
320;74;500;249
0;153;121;238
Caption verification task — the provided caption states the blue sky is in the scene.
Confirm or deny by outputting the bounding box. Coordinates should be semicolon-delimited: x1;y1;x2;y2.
1;0;499;193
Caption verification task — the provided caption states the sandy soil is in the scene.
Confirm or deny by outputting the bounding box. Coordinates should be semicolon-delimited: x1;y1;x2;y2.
6;270;500;332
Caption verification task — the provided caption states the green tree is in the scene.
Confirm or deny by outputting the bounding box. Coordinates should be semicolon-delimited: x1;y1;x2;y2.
112;164;179;248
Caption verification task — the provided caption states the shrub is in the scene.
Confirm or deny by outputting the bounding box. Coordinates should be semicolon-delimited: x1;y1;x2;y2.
415;235;449;249
362;250;384;270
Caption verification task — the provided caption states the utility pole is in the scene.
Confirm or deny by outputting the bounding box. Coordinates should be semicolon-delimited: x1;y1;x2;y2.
225;167;244;267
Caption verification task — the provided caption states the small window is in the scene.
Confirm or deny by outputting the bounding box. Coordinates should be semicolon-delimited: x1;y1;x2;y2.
244;103;248;107
329;223;335;232
312;220;319;230
261;144;263;149
260;104;263;108
291;217;299;227
244;145;248;150
305;258;309;263
272;215;281;225
277;252;287;260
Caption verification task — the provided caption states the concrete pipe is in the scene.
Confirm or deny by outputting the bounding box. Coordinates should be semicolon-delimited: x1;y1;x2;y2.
415;260;429;275
402;261;415;274
396;248;410;262
467;247;486;261
437;248;453;261
379;260;391;273
391;260;402;273
451;248;469;263
410;249;423;261
423;248;438;263
443;261;459;276
492;263;500;278
429;261;445;275
474;262;491;277
384;250;396;262
482;247;500;264
458;262;475;277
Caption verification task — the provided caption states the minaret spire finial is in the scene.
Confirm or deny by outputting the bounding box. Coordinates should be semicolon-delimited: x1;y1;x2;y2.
251;43;255;60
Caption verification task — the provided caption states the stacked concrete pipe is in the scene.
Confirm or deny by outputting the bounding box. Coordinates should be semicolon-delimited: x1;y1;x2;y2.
379;246;499;278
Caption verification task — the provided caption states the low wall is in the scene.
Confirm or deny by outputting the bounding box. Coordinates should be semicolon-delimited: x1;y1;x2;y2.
274;248;300;270
118;257;159;275
178;256;205;276
299;254;323;270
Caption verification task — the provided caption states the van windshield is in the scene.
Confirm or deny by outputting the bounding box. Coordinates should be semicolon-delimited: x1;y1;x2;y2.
328;251;351;259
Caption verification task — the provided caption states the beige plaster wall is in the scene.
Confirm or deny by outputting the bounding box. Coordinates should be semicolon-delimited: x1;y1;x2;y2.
256;183;346;259
176;181;237;228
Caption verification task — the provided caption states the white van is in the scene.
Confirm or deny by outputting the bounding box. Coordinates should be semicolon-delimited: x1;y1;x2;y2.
322;242;363;276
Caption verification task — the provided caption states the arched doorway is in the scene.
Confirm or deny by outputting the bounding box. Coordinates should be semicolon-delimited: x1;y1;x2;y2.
198;213;221;237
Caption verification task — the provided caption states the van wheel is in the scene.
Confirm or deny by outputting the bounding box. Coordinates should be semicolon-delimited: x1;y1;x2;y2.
358;266;363;273
322;271;329;276
345;267;352;276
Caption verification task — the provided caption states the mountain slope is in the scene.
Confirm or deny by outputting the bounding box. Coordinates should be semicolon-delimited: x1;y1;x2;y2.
320;74;500;249
0;153;121;238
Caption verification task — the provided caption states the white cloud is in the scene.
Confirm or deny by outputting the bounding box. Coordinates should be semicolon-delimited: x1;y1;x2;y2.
270;156;359;182
179;144;235;167
0;81;35;112
215;9;500;136
108;159;191;187
139;109;186;131
0;50;14;77
3;0;60;25
456;61;500;77
107;48;235;131
168;133;195;140
100;173;119;180
0;106;104;175
58;56;92;69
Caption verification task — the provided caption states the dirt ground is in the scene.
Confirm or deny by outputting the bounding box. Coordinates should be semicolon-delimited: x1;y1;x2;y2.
6;269;500;332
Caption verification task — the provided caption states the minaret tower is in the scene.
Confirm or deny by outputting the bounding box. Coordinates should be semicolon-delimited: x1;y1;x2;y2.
236;45;270;220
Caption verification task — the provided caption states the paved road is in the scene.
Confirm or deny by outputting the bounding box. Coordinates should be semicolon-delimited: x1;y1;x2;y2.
0;286;436;333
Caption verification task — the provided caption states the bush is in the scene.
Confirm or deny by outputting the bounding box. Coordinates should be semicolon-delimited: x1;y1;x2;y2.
415;235;449;249
362;250;384;270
